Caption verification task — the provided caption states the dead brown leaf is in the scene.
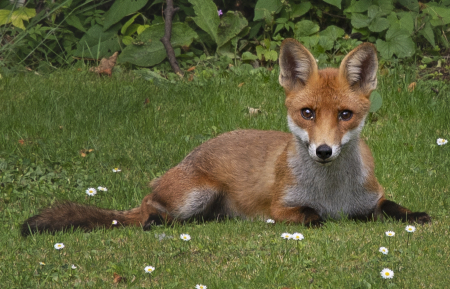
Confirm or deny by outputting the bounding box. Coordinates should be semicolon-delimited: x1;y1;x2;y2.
79;149;94;157
113;272;125;283
18;139;25;145
408;82;416;92
188;73;194;81
144;98;150;105
397;87;402;92
89;52;119;76
238;82;245;87
419;2;426;10
187;66;196;72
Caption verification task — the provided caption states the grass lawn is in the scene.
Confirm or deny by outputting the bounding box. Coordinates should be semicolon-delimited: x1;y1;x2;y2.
0;67;449;288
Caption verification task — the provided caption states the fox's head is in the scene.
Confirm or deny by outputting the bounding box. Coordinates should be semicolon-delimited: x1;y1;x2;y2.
279;38;378;165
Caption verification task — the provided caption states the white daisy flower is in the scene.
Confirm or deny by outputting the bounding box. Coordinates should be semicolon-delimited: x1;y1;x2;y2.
379;247;389;255
281;233;292;240
437;138;448;146
86;187;97;196
112;220;118;225
54;243;65;250
385;231;395;237
380;268;394;279
291;232;304;241
71;264;77;269
180;234;191;241
405;225;416;233
112;168;121;172
97;186;108;192
144;266;155;273
266;219;275;223
196;285;207;289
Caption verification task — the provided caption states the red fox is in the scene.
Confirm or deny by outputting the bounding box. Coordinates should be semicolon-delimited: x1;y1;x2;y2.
22;39;430;236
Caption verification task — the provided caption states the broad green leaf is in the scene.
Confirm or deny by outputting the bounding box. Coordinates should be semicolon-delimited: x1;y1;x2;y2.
242;52;258;61
376;27;414;59
217;11;248;50
421;56;433;64
398;12;414;35
123;23;141;37
274;23;284;35
318;36;335;51
189;0;220;43
297;35;320;49
122;35;134;46
420;22;436;47
249;21;264;39
368;5;384;19
103;0;149;31
368;17;389;32
317;26;344;51
320;25;345;40
386;12;397;25
323;0;341;9
265;50;278;62
423;6;450;27
291;2;311;19
294;20;319;37
217;42;235;59
255;45;264;60
374;0;394;15
397;0;419;12
369;91;382;112
254;0;282;21
386;12;413;35
66;15;86;32
344;0;372;13
73;24;121;58
118;22;198;67
121;13;140;35
137;25;150;35
0;8;36;30
275;18;287;24
351;13;371;29
0;10;12;26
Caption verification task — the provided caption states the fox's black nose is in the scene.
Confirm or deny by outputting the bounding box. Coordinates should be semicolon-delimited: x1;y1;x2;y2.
316;144;332;160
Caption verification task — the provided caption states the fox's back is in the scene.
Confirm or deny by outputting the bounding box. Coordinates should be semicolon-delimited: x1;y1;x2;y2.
180;129;292;194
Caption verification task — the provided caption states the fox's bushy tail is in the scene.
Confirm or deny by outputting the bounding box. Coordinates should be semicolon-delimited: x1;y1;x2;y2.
21;202;142;236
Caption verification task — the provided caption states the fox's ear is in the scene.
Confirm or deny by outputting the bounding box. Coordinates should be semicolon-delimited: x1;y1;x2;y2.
279;38;318;90
339;43;378;95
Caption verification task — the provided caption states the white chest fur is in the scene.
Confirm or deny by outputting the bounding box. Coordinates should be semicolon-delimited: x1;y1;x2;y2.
283;140;381;219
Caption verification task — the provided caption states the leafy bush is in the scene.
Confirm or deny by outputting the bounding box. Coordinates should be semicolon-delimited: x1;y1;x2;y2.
1;0;449;71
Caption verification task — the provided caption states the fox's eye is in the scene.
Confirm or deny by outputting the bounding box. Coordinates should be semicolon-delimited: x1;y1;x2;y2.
339;110;353;121
301;108;315;120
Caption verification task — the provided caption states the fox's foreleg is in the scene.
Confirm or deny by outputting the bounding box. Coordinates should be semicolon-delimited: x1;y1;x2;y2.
376;198;431;224
270;202;324;227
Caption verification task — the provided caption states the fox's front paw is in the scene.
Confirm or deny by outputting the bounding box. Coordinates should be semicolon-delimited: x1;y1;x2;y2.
300;207;324;227
142;213;165;231
408;212;431;225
